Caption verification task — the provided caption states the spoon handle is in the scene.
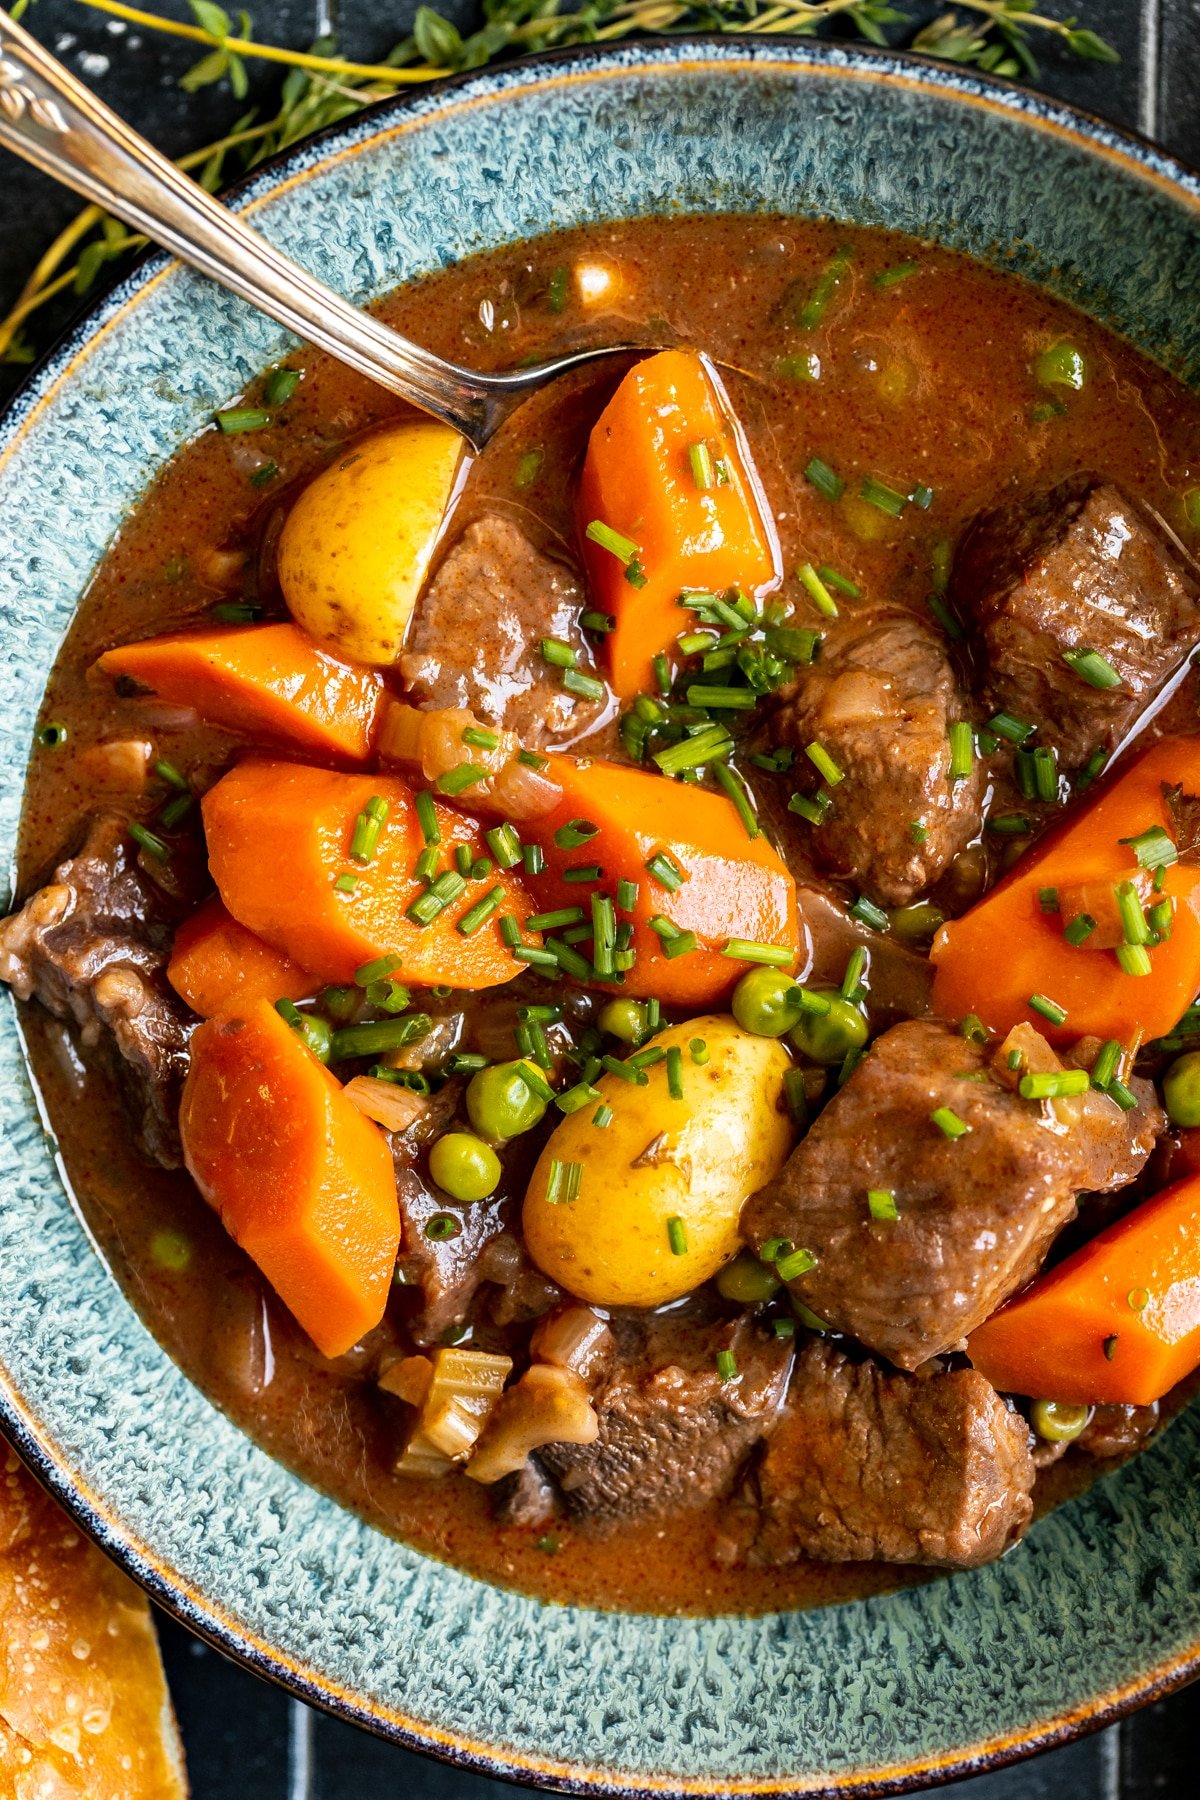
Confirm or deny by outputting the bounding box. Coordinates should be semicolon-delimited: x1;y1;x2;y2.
0;11;494;443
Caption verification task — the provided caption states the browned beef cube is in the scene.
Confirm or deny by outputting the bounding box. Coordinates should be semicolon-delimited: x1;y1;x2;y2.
742;1020;1162;1370
539;1312;793;1525
773;610;984;907
0;818;193;1166
953;478;1200;767
749;1340;1034;1569
400;514;606;746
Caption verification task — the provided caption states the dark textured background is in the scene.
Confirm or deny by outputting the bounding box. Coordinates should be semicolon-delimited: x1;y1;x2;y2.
2;0;1200;1792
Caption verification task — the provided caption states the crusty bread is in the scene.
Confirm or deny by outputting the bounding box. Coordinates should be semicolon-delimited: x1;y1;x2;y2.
0;1448;187;1797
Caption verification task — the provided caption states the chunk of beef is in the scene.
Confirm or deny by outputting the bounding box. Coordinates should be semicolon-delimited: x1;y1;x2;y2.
749;1339;1034;1569
0;818;193;1166
743;1019;1163;1370
1078;1401;1160;1460
399;514;607;747
491;1456;559;1529
953;478;1200;768
539;1311;792;1525
772;610;984;906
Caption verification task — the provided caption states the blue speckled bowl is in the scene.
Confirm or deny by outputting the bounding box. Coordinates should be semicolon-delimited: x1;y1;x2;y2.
2;39;1200;1796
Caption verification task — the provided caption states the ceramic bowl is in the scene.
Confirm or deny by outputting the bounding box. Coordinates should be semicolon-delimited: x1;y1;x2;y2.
2;38;1200;1798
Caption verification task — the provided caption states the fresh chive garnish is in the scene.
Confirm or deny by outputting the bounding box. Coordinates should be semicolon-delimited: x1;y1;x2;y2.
765;626;821;664
688;441;714;489
265;367;299;405
333;872;358;894
414;846;439;883
601;1054;649;1086
1150;897;1174;937
711;761;761;840
541;638;577;670
522;844;545;878
1033;747;1059;803
554;818;599;851
1064;913;1098;946
512;945;558;969
215;407;271;433
666;1045;684;1099
795;248;851;328
1034;341;1086;390
329;1014;431;1059
1062;647;1122;690
350;794;388;863
778;352;821;382
1039;887;1060;914
860;476;908;518
926;592;965;642
129;822;169;861
591;893;616;977
407;870;466;925
715;1348;738;1382
788;789;833;827
849;895;889;933
515;448;543;488
667;1215;688;1255
564;669;606;702
485;823;522;870
797;562;838;618
1020;1070;1090;1101
804;456;844;502
454;844;472;879
873;261;919;288
684;686;757;710
355;953;402;987
545;1159;583;1204
153;758;188;790
582;609;615;634
960;1013;988;1045
930;1106;969;1139
1120;824;1178;871
805;742;844;786
776;1246;818;1282
461;725;499;751
988;711;1035;746
1116;880;1151;945
986;814;1032;836
159;792;194;830
841;945;868;1002
645;851;684;891
722;939;792;966
1116;943;1153;977
867;1188;898;1221
616;877;639;912
817;564;860;600
457;885;504;937
1076;748;1109;793
436;763;487;796
652;726;733;776
1109;1078;1139;1110
910;484;934;510
585;519;639;564
783;1067;808;1126
1090;1039;1122;1090
947;722;974;782
592;1103;614;1128
562;864;603;885
1028;993;1068;1027
690;1037;709;1064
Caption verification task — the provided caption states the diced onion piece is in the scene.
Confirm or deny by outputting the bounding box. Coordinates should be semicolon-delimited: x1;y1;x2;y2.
378;1353;433;1406
993;1023;1081;1126
78;737;155;794
816;670;896;728
466;1364;599;1485
379;699;561;819
488;757;562;822
376;700;425;767
343;1075;430;1134
530;1305;614;1380
395;1346;513;1477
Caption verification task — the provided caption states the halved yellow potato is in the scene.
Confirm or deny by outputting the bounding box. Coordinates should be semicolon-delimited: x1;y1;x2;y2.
523;1015;794;1308
277;420;465;666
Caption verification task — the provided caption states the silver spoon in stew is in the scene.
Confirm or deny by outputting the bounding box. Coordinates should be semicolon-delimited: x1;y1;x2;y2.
0;11;643;451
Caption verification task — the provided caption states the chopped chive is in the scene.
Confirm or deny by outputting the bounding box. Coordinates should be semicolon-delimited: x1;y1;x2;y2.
804;456;844;502
1116;880;1151;946
457;885;504;937
425;1211;461;1241
265;367;299;405
715;1348;738;1382
153;758;188;790
355;953;402;987
586;519;639;564
512;945;558;969
1120;824;1178;871
947;722;974;782
1076;748;1109;794
1028;992;1068;1027
436;763;487;796
564;669;606;702
817;564;860;600
926;592;965;642
554;818;599;851
930;1106;969;1140
805;742;844;787
665;1215;688;1257
778;352;821;382
406;870;466;926
783;1067;808;1126
794;249;851;328
688;441;715;489
562;864;603;884
485;823;522;870
645;851;684;892
666;1045;684;1099
1020;1069;1091;1100
707;762;759;843
988;711;1035;746
986;814;1032;836
797;562;839;619
873;261;919;288
860;476;908;518
210;601;263;623
555;1082;602;1117
910;484;935;511
653;653;672;698
1109;1078;1139;1111
1090;1039;1122;1090
350;795;388;864
601;1054;649;1086
523;843;545;877
454;844;473;879
616;877;639;913
461;725;499;752
776;1245;818;1282
683;686;757;711
765;626;822;664
722;939;792;966
652;726;733;776
215;407;271;433
841;945;868;1002
1063;647;1122;690
158;792;194;830
645;999;662;1032
35;720;68;748
1033;747;1059;803
129;822;169;861
1150;897;1175;938
592;1103;614;1129
515;448;543;488
545;1159;583;1205
414;846;439;883
541;638;577;670
867;1188;898;1221
1064;913;1098;947
1039;886;1060;914
582;609;614;634
960;1013;988;1045
334;872;358;894
690;1037;709;1065
1116;943;1153;977
591;893;616;978
414;790;440;847
849;895;889;933
329;1014;431;1059
1034;341;1087;390
789;789;833;827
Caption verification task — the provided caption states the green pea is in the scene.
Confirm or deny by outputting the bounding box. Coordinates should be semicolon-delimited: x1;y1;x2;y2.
716;1250;782;1305
789;990;869;1066
731;966;804;1038
599;998;647;1044
466;1059;547;1143
887;901;945;942
428;1132;501;1203
1163;1051;1200;1127
1031;1398;1093;1444
296;1013;333;1064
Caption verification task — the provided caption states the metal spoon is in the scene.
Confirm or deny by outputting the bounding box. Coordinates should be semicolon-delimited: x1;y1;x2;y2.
0;11;638;451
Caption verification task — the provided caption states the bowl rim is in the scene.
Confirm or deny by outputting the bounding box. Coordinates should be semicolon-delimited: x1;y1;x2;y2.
2;32;1200;1797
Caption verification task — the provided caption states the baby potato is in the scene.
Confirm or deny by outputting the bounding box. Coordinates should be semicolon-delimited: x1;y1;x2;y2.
277;420;465;666
523;1016;794;1307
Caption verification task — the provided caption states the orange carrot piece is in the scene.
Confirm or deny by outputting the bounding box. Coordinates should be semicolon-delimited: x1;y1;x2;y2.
96;623;384;761
967;1172;1200;1406
180;999;399;1358
931;737;1200;1045
529;755;797;1006
202;760;533;987
578;350;780;698
168;896;316;1017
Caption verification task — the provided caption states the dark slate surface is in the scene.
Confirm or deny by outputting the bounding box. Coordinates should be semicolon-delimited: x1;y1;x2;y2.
2;0;1199;1792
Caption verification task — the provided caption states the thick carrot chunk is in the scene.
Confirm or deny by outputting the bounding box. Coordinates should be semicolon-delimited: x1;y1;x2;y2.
96;623;384;761
167;897;316;1017
578;350;780;698
528;755;797;1006
180;999;399;1358
931;737;1200;1045
968;1172;1200;1406
202;760;533;987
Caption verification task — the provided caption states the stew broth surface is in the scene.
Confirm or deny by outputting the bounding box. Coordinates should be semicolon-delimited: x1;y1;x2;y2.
16;213;1200;1615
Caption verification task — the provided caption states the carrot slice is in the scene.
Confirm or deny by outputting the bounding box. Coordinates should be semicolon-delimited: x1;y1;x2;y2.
578;350;780;698
528;754;797;1006
202;760;533;987
96;623;384;761
967;1172;1200;1406
180;999;399;1358
167;896;317;1017
931;737;1200;1045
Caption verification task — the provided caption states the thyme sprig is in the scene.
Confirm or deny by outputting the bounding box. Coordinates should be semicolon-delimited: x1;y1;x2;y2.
0;0;1116;364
